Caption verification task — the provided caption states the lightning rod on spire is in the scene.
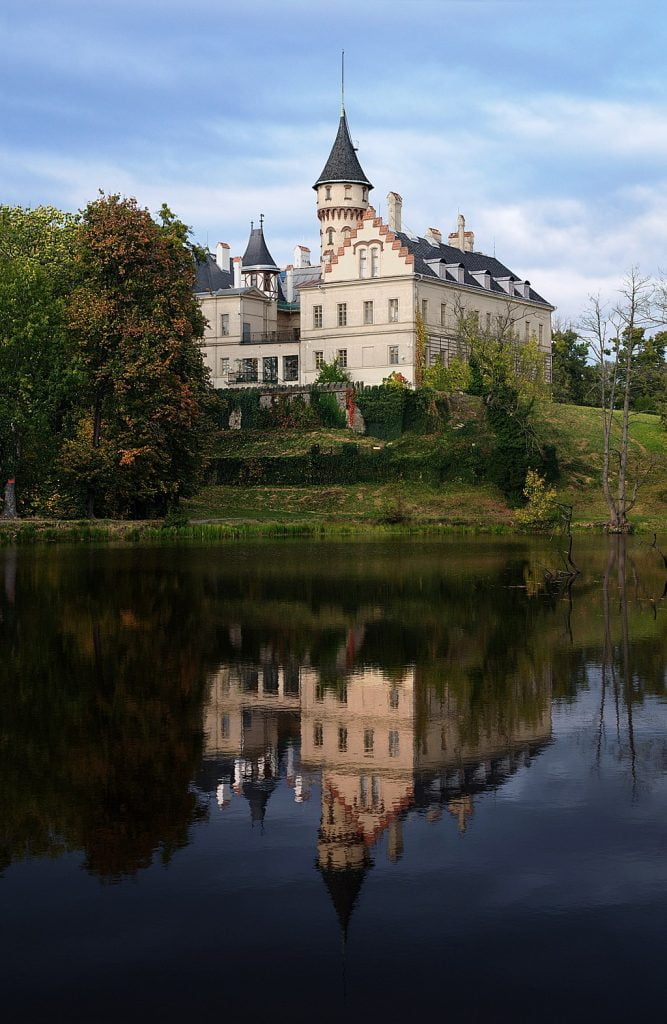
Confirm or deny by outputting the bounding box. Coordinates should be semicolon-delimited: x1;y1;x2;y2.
341;50;345;114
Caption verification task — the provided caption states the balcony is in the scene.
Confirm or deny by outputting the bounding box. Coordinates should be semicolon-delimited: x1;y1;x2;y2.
240;330;301;345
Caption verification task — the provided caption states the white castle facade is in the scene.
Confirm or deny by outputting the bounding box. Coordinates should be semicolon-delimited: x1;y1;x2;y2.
195;107;554;389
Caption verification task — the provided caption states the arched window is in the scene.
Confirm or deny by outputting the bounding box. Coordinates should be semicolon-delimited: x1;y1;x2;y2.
370;247;380;278
358;248;367;279
326;228;334;246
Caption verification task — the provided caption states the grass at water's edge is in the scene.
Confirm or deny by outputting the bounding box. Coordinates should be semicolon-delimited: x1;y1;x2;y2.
2;517;665;545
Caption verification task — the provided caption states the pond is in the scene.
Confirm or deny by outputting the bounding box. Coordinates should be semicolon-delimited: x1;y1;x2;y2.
1;537;666;1022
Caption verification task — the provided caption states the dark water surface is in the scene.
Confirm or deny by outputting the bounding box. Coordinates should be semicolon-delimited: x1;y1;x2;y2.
1;537;666;1023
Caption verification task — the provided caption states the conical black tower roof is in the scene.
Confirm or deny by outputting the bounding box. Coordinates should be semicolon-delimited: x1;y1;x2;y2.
242;220;279;270
313;111;373;190
318;860;370;942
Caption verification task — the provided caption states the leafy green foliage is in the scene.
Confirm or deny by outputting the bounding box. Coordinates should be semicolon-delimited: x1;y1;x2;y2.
551;327;596;405
515;470;560;528
312;389;346;428
423;356;471;393
0;205;78;512
314;357;351;384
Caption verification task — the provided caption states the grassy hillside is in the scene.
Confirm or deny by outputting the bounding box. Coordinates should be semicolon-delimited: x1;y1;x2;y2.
184;403;666;533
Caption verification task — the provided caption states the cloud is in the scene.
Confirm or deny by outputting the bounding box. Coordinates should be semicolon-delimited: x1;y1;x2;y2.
486;96;667;160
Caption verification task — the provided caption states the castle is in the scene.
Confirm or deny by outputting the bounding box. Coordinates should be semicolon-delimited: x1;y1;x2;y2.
195;104;554;388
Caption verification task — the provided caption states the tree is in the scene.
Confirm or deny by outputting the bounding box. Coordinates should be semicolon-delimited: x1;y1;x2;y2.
622;328;666;414
61;195;214;518
551;326;596;406
453;302;554;498
579;269;661;533
0;205;77;517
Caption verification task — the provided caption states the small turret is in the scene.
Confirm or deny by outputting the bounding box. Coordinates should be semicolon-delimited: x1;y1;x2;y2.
241;215;279;299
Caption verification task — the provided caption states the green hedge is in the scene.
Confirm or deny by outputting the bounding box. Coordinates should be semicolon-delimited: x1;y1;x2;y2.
209;432;490;488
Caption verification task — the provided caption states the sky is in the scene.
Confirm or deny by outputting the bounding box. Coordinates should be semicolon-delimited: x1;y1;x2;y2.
1;0;666;322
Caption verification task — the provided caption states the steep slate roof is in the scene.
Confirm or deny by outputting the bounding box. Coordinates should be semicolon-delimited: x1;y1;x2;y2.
395;231;551;306
313;111;373;189
194;253;233;292
242;222;279;269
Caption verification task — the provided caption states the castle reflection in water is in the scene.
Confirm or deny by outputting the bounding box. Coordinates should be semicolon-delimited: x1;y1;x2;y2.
199;637;552;933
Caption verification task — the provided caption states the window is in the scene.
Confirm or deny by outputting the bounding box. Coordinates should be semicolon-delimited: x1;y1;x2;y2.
314;350;324;369
220;356;229;377
221;313;230;336
336;348;348;367
313;304;323;329
283;355;298;382
486;312;492;333
263;356;278;383
472;310;480;328
263;664;278;694
360;776;369;807
362;187;368;202
325;185;331;200
370;247;379;278
525;320;530;341
314;723;323;747
421;299;428;322
538;324;543;344
338;681;347;704
364;729;374;754
359;248;367;278
390;687;399;709
263;272;273;292
315;680;324;702
242;322;251;341
440;303;447;327
337;303;347;327
326;228;334;246
363;300;374;325
388;345;399;365
344;185;351;200
338;726;348;752
221;714;230;739
388;298;399;322
389;730;399;758
240;357;257;382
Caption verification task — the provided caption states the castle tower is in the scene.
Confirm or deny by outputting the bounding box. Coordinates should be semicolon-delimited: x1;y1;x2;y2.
313;108;373;264
241;215;279;299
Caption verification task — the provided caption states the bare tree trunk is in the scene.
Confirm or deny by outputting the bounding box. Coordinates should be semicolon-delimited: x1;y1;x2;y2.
1;478;17;519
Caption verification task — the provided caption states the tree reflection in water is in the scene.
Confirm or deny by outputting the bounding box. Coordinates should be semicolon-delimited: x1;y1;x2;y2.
0;536;665;907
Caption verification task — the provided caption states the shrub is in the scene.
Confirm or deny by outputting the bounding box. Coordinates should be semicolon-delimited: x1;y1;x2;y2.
423;356;471;393
313;389;346;428
515;470;560;527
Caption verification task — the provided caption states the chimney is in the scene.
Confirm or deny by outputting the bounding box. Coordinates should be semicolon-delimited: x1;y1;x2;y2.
233;256;242;289
448;213;475;253
285;265;295;303
293;244;311;269
387;191;403;232
425;226;442;246
215;241;230;273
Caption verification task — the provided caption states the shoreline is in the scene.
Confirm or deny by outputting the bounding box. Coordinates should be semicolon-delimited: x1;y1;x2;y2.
1;516;660;544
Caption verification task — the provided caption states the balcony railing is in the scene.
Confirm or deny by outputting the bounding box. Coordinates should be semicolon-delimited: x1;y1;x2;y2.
240;330;300;345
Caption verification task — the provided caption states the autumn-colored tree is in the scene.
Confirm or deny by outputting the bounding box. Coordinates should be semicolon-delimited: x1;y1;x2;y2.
62;195;214;518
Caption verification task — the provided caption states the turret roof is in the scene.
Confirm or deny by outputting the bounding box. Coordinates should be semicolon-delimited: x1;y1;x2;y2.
313;110;373;190
242;221;279;270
